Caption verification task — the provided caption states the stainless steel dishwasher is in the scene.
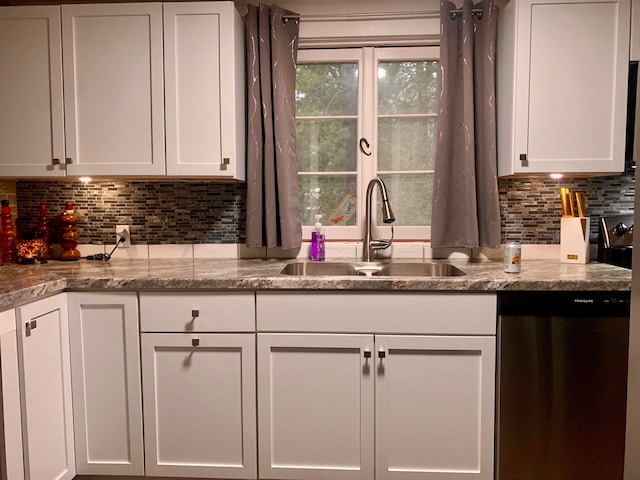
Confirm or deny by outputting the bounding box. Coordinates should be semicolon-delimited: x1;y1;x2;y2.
497;291;630;480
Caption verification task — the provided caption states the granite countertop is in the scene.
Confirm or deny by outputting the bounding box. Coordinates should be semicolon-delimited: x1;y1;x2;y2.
0;257;631;310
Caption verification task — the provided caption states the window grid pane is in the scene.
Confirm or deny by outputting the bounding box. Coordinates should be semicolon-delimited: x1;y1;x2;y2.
296;60;359;227
376;59;438;228
377;173;433;227
299;175;357;227
296;118;358;173
296;63;358;116
378;61;439;115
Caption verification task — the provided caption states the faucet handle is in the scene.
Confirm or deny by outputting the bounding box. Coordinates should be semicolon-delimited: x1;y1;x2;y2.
371;225;394;251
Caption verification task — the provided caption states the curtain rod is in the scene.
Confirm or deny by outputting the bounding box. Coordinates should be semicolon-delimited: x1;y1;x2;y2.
281;8;484;23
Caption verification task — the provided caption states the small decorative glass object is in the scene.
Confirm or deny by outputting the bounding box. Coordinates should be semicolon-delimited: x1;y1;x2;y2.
60;202;81;261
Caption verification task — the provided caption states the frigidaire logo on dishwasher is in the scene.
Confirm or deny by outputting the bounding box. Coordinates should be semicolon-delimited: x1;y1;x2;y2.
574;298;595;304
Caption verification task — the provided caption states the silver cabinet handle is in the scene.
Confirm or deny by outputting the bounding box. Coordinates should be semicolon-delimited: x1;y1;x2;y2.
65;158;73;164
519;153;528;167
192;337;200;347
364;350;371;359
221;157;230;170
25;320;37;337
378;350;386;359
191;309;200;318
52;158;60;165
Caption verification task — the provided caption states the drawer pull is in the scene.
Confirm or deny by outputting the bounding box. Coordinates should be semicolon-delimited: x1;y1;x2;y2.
25;320;37;337
519;153;528;167
192;337;200;347
378;350;386;359
363;350;371;359
191;309;200;318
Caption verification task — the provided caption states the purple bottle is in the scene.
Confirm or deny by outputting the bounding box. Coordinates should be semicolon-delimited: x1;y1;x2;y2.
310;215;325;262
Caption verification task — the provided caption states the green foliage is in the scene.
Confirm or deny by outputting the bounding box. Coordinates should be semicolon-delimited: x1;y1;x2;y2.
378;61;439;115
296;63;358;116
296;120;357;172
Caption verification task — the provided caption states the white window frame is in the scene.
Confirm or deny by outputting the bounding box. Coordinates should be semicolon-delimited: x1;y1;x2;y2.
297;45;439;241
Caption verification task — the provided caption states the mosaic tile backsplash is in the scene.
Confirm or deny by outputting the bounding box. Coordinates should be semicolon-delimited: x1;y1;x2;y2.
14;172;635;245
500;172;635;243
16;181;247;245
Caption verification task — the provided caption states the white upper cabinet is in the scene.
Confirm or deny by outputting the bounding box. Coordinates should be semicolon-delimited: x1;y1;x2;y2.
497;0;631;176
0;6;66;177
0;2;245;179
164;2;246;179
62;3;166;176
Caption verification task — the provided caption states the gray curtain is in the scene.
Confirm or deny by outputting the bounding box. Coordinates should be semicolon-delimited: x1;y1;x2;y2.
245;4;302;249
431;0;501;248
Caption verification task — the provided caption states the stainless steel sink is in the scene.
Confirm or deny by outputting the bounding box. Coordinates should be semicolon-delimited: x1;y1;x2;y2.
280;262;466;277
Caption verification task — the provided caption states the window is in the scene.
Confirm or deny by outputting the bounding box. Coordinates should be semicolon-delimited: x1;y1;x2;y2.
296;46;439;241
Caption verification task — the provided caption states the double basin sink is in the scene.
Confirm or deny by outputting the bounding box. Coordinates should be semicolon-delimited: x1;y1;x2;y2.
281;261;466;278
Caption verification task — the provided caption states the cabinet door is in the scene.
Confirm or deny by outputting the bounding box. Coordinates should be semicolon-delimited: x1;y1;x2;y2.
164;1;245;179
0;6;66;177
516;0;630;174
375;335;495;480
16;294;75;480
0;309;24;480
257;333;375;480
142;333;256;479
62;3;165;176
68;292;144;475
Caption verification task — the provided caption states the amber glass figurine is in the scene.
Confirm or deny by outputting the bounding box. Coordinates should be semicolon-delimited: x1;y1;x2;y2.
60;202;80;261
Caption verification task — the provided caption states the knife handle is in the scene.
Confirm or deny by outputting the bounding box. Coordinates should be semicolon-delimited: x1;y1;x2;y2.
561;188;573;217
567;190;576;217
575;192;586;218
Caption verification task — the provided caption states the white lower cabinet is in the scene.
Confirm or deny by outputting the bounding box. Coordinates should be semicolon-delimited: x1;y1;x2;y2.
0;309;24;480
2;289;495;480
257;292;496;480
257;333;375;480
374;335;495;480
16;293;75;480
67;292;144;475
140;292;257;479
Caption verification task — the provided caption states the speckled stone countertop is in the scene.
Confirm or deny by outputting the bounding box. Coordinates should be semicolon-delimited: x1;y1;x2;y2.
0;257;631;310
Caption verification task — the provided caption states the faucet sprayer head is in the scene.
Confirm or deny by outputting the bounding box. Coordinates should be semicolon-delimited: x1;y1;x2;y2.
381;199;395;224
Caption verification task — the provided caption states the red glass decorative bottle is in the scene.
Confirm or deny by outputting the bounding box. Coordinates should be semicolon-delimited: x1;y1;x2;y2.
1;199;18;263
60;202;80;261
35;203;52;259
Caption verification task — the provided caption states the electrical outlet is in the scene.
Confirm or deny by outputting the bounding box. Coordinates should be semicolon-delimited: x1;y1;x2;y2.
115;225;131;248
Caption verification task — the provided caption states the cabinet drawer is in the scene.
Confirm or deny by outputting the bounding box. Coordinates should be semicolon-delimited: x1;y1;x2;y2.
140;292;254;332
257;292;496;335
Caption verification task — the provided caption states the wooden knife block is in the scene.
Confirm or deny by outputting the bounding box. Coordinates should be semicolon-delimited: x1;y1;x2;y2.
560;217;590;264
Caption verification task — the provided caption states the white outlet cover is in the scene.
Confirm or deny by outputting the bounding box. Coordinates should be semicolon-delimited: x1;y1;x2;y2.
116;225;131;248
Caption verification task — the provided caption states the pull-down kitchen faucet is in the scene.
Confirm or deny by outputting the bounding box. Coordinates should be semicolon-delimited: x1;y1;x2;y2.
363;177;395;262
